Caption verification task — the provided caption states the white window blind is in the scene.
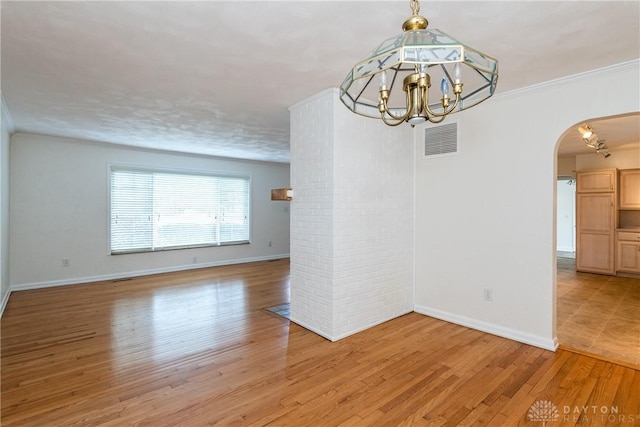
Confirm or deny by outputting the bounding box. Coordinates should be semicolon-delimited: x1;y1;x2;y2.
110;168;250;254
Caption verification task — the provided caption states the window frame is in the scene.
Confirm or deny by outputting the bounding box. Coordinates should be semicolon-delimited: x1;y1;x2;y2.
108;164;251;255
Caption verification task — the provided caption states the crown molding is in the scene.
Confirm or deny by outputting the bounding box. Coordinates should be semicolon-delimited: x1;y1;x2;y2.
493;59;640;101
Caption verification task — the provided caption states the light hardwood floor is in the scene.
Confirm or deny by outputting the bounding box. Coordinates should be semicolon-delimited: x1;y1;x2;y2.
557;257;640;368
2;259;639;426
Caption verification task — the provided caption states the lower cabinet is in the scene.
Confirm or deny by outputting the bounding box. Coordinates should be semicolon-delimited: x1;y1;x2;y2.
577;233;615;274
616;231;640;274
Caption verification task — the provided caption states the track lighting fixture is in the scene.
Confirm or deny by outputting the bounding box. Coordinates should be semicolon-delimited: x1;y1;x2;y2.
578;123;611;158
578;124;593;139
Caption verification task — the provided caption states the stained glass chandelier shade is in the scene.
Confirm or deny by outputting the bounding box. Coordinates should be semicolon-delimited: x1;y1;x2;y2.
339;0;499;126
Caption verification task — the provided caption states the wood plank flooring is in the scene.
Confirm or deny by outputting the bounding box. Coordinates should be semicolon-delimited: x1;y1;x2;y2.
2;259;639;426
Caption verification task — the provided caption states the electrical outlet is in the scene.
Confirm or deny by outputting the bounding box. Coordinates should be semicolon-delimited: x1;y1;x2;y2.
192;257;198;264
483;288;493;301
62;259;70;267
268;241;272;247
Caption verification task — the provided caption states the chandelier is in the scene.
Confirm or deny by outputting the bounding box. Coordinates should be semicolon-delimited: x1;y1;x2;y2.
340;0;499;127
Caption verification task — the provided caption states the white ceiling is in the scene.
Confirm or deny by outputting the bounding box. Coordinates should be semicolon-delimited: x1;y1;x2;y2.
2;1;639;163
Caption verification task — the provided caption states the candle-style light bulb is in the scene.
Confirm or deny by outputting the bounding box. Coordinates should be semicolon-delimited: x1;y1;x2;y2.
454;63;462;84
441;78;450;97
379;70;388;90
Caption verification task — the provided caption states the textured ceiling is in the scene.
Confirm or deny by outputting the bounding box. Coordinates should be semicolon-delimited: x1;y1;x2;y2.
1;1;639;163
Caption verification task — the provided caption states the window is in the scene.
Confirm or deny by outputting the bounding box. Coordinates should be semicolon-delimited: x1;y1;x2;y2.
110;167;250;254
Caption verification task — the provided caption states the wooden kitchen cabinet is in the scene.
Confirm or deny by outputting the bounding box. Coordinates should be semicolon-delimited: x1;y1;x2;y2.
576;169;617;193
619;169;640;209
616;230;640;273
576;192;616;274
575;169;617;275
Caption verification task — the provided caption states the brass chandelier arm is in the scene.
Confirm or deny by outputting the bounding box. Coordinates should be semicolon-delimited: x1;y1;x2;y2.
419;85;428;115
380;96;411;121
425;112;447;124
381;113;407;126
423;92;461;119
376;68;466;125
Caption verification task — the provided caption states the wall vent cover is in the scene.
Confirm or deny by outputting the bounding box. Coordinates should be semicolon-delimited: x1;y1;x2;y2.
424;122;458;157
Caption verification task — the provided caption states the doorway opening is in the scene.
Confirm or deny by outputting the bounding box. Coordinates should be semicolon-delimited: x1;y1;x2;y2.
556;177;576;259
555;112;640;369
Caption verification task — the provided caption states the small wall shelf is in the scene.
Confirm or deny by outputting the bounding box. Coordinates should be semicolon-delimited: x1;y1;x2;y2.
271;188;292;201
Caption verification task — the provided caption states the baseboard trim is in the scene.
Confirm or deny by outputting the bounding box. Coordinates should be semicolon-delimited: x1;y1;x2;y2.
10;254;290;292
289;316;335;342
331;309;414;342
414;304;558;351
291;309;414;342
0;288;11;318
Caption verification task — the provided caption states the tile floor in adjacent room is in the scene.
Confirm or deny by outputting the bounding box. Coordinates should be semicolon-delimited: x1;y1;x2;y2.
557;257;640;368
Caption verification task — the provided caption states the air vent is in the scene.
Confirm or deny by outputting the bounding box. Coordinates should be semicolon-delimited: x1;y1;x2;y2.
424;122;458;157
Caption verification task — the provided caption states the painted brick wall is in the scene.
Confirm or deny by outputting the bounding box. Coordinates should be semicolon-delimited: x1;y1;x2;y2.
289;88;414;341
289;90;336;338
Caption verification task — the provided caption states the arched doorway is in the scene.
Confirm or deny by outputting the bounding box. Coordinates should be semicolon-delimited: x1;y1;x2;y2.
555;112;640;368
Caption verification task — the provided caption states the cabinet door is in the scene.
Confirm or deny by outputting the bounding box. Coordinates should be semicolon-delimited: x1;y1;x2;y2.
577;233;615;274
576;193;615;275
576;169;616;193
619;169;640;209
577;194;615;233
617;241;640;272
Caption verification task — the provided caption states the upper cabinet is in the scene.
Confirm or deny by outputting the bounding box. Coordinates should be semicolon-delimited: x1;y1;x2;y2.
576;169;617;193
619;169;640;210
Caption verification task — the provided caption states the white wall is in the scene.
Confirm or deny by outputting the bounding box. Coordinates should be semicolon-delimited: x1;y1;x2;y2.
1;98;13;314
9;133;290;289
289;89;414;341
576;146;640;170
557;157;576;178
413;60;639;350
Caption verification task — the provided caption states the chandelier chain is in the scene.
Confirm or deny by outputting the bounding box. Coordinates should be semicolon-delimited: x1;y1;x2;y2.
410;0;420;16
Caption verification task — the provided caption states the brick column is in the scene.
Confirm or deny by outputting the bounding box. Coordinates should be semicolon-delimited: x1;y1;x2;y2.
289;88;414;341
